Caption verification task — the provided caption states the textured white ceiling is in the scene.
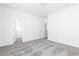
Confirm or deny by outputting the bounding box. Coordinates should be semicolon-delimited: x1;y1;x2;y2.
0;3;76;17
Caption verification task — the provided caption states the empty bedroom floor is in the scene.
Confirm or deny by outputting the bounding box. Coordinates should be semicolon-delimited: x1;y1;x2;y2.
0;39;79;56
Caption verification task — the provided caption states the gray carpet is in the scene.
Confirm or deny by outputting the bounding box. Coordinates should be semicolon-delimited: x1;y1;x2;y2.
0;39;79;56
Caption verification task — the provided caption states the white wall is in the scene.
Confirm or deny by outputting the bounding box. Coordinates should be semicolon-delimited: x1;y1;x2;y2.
40;17;47;39
48;5;79;48
0;5;46;46
0;6;14;46
14;10;46;42
15;13;46;42
23;14;41;42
